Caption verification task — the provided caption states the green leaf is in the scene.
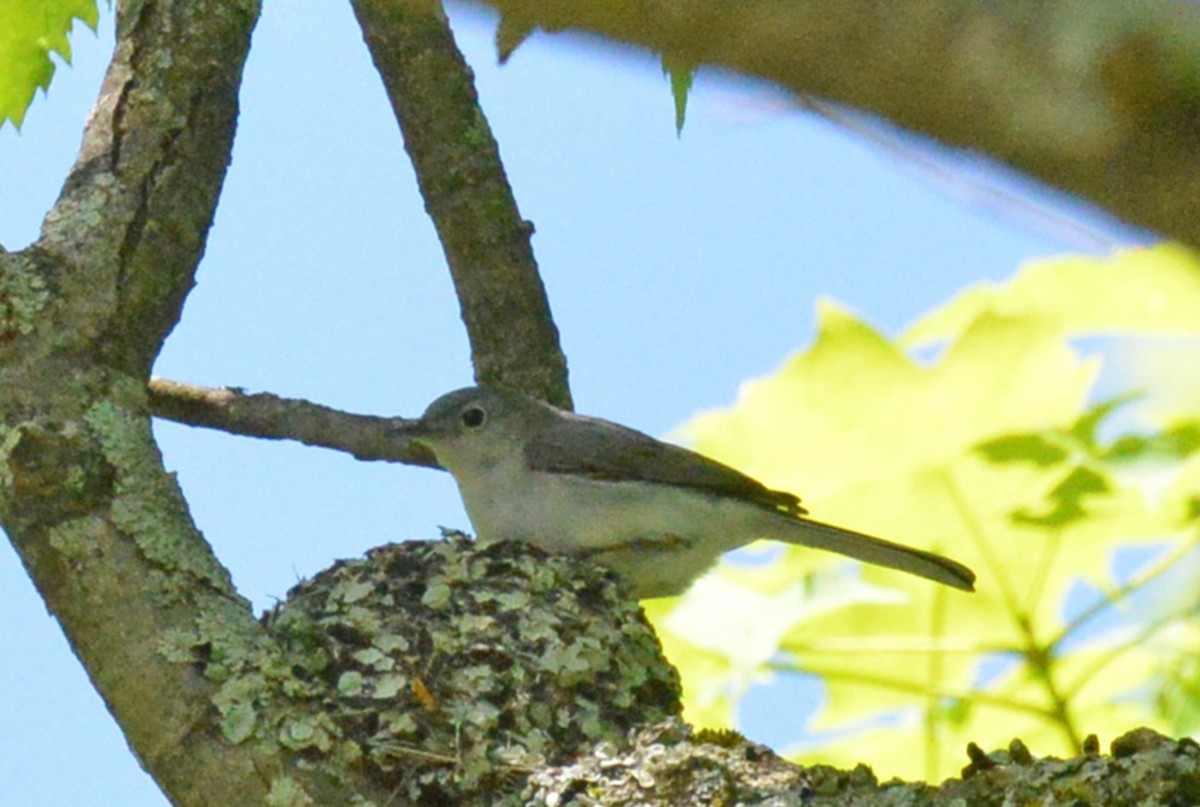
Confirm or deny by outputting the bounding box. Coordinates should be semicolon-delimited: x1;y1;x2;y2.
0;0;101;129
643;594;745;729
903;244;1200;348
1011;465;1110;528
678;301;1094;500
1153;620;1200;734
1110;338;1200;425
494;10;535;65
977;433;1070;466
1108;421;1200;462
661;53;694;136
651;268;1200;781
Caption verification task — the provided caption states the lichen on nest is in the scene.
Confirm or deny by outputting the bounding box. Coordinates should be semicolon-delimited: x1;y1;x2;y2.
261;533;682;804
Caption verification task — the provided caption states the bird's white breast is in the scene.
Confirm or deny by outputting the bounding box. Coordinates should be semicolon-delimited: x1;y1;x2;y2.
452;459;761;597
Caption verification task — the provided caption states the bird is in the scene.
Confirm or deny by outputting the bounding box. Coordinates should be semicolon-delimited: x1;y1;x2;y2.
393;385;976;599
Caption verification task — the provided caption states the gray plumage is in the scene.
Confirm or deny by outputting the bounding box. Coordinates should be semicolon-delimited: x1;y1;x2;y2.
398;386;976;598
528;408;808;517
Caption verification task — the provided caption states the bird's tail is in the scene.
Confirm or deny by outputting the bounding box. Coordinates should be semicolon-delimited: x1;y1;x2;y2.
773;517;976;591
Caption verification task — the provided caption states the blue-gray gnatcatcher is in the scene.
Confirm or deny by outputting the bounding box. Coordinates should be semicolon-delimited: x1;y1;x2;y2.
395;386;975;599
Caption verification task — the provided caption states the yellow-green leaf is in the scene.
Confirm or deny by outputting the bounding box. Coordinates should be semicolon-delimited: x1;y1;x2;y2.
0;0;100;129
652;267;1200;782
903;244;1200;349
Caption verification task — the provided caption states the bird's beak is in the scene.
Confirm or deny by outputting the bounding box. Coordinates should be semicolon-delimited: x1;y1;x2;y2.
386;418;443;469
386;418;433;440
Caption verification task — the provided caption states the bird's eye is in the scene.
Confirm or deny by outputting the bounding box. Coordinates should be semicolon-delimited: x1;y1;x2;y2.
461;406;486;428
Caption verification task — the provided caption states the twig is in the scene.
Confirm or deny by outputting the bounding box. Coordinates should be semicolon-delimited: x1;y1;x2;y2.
147;378;441;469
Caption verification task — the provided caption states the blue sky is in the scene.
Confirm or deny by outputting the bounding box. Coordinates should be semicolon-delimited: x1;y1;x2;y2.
0;3;1141;804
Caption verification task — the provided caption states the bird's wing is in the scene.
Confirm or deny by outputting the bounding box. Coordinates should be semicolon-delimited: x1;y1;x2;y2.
525;410;808;517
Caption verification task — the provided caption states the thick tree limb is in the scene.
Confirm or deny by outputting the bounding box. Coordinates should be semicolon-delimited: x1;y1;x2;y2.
478;0;1200;247
0;0;390;803
38;0;257;376
352;0;572;408
148;377;442;468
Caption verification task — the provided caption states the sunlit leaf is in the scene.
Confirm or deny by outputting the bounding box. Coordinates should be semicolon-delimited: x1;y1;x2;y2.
651;257;1200;781
680;301;1094;502
1111;339;1200;426
1152;620;1200;735
494;10;535;64
903;244;1200;348
0;0;101;129
661;53;694;136
642;596;740;729
977;433;1070;466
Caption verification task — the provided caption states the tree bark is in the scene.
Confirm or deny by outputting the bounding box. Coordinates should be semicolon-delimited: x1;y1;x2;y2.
478;0;1200;248
352;0;573;408
7;0;1197;803
0;0;389;802
147;377;440;467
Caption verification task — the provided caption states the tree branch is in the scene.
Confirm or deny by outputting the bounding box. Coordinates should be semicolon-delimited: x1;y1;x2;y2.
38;0;259;376
148;377;441;468
351;0;573;407
479;0;1200;247
0;0;392;802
